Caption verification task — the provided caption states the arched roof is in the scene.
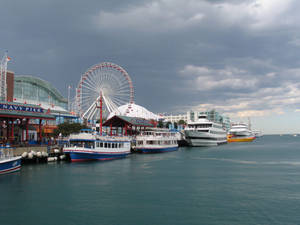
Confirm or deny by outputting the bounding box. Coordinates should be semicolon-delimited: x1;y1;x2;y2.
14;75;67;103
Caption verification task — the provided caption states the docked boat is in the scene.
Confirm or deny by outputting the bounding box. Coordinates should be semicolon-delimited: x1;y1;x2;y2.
63;129;131;162
184;113;227;147
134;128;178;153
0;145;22;174
227;123;255;142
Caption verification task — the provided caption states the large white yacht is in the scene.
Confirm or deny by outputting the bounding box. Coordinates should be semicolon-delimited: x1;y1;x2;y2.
184;113;227;147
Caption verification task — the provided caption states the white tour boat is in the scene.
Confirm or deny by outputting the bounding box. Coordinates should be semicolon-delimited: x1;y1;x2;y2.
63;129;131;162
184;114;227;147
134;128;178;153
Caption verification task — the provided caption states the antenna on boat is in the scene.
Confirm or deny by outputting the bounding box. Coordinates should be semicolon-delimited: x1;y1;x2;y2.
248;117;251;130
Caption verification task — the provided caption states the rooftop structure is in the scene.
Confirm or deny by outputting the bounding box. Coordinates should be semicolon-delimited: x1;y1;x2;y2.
103;115;155;136
107;103;161;121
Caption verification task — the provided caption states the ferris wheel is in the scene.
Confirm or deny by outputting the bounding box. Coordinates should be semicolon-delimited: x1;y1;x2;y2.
75;62;134;120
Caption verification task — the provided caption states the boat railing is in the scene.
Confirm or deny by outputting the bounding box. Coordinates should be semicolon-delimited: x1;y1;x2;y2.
136;135;177;141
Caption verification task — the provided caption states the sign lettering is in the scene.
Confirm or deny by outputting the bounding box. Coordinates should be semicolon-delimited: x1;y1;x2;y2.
0;103;44;113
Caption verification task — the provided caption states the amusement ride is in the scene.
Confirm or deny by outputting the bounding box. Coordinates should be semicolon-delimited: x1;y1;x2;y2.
75;62;134;123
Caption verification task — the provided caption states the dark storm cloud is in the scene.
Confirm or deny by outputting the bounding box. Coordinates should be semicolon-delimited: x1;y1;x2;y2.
2;0;300;118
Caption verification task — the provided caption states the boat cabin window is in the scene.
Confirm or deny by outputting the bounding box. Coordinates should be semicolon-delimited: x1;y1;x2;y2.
142;131;154;135
99;142;123;148
146;141;154;145
189;124;212;128
69;140;94;148
197;124;212;128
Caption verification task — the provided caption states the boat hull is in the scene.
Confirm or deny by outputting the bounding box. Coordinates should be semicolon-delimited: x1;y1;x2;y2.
136;146;178;153
227;136;256;142
65;150;130;162
0;157;21;174
184;130;227;147
186;138;227;147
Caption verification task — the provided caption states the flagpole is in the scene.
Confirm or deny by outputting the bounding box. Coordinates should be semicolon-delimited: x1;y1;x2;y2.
68;85;71;111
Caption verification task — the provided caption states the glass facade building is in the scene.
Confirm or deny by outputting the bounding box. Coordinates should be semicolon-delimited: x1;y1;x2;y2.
14;75;68;111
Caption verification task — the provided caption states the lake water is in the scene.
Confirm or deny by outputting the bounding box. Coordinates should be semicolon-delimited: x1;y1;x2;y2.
1;135;300;225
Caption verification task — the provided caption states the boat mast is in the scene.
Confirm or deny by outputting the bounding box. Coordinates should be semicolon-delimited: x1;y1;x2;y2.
248;117;251;130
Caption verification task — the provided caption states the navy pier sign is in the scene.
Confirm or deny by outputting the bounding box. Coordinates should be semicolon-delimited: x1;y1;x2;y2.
0;103;44;113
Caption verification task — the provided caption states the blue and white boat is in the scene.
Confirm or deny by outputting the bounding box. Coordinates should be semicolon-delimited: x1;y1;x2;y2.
63;129;131;162
134;128;178;153
0;145;22;174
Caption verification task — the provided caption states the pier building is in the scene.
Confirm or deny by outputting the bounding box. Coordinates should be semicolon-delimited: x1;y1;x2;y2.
90;103;160;132
12;75;78;135
103;115;154;136
161;114;187;123
6;71;14;102
14;75;68;111
0;72;78;144
0;101;55;144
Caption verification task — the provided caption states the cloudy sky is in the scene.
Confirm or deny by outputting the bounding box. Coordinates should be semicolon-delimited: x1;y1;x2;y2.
2;0;300;134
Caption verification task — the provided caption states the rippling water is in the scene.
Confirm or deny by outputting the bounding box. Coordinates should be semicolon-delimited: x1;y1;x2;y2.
1;135;300;225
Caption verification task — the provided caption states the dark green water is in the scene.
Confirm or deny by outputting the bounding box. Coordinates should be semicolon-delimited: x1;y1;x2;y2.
2;135;300;225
